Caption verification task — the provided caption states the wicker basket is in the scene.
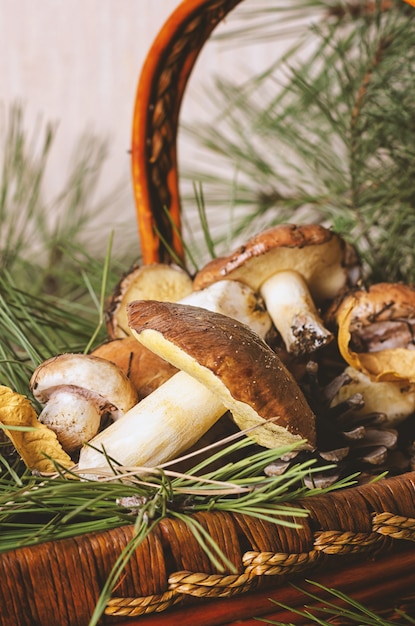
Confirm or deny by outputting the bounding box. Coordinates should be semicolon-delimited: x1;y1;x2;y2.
2;1;415;624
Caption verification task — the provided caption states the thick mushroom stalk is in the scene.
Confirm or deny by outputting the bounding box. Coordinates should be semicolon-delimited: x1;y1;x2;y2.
77;302;315;472
78;371;225;468
260;269;333;354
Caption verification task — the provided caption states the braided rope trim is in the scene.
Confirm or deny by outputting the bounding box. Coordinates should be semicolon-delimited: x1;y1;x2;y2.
104;590;183;618
373;511;415;541
104;510;415;618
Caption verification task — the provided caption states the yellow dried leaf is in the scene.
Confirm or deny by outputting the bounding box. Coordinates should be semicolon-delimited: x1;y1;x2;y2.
336;295;415;383
0;385;73;472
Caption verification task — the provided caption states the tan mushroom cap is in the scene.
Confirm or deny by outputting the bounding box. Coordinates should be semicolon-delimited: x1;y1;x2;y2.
106;263;193;339
334;282;415;328
128;300;316;450
193;223;355;302
30;353;139;417
333;282;415;382
91;337;178;399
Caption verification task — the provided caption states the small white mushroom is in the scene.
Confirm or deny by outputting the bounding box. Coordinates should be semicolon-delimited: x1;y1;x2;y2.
30;354;139;453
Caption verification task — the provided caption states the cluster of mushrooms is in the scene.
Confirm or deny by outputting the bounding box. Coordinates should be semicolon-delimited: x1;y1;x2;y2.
29;223;415;485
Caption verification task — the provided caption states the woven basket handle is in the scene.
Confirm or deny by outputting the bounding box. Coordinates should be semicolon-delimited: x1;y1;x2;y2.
131;0;243;265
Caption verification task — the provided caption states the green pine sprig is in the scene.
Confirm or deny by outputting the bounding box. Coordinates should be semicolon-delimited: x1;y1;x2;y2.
182;0;415;283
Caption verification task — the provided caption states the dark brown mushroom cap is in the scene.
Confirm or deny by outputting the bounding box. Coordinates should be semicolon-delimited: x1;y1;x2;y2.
128;300;316;450
193;223;357;303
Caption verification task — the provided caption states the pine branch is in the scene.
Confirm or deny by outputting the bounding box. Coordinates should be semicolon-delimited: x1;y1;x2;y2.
182;1;415;282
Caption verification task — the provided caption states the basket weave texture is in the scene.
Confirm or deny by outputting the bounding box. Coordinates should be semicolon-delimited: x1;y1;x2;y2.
1;474;415;625
2;1;415;625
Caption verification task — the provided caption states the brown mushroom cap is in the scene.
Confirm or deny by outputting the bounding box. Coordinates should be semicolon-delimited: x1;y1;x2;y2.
127;300;316;450
91;337;178;399
193;223;357;303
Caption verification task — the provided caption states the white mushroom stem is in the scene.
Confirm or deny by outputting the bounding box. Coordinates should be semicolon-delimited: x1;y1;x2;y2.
77;371;225;470
38;389;102;453
259;270;333;355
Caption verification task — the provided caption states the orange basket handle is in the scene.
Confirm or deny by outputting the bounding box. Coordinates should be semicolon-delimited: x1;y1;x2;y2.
131;0;243;265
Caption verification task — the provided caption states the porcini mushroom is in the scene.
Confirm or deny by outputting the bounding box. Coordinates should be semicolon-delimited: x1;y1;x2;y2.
334;282;415;383
193;223;360;355
77;302;315;471
30;353;139;453
91;337;178;399
106;263;193;339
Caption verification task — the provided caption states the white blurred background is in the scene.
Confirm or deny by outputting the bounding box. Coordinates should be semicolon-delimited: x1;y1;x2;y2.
0;0;280;245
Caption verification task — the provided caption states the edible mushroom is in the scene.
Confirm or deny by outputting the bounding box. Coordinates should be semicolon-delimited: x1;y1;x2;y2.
77;301;315;471
30;353;139;454
330;366;415;428
106;263;192;339
193;223;360;356
333;282;415;382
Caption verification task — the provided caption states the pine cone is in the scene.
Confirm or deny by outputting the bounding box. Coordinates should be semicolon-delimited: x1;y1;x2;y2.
265;360;412;487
